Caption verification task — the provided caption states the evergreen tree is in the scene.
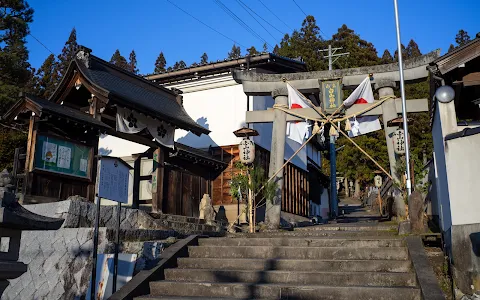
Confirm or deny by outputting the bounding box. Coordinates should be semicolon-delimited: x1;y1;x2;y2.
227;44;241;59
405;39;421;58
110;49;128;70
448;44;455;53
277;16;325;71
172;60;187;70
381;49;394;64
0;0;34;112
263;42;268;52
273;44;280;55
56;28;79;81
34;54;58;99
394;44;407;61
247;46;259;56
200;52;208;65
331;24;379;68
128;50;138;74
455;29;471;46
154;51;167;73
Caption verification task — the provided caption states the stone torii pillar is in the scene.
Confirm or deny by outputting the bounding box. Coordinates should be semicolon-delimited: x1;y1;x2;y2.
376;81;400;183
266;88;288;229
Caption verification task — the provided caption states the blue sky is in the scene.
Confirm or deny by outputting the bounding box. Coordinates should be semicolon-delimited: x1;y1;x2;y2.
26;0;478;75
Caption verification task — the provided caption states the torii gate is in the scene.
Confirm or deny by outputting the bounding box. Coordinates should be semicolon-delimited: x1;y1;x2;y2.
233;50;439;229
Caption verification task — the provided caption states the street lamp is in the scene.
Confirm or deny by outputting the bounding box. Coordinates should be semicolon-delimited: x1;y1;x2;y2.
435;85;455;103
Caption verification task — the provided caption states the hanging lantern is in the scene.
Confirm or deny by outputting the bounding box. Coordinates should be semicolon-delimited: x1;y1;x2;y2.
374;175;383;188
239;138;255;164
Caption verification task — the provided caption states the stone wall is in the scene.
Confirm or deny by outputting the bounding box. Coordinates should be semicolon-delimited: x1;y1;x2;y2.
25;200;222;235
2;227;176;300
3;228;107;300
2;199;222;300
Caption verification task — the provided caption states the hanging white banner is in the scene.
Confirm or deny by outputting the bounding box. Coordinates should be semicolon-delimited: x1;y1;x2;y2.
116;107;147;134
116;107;175;149
147;121;175;149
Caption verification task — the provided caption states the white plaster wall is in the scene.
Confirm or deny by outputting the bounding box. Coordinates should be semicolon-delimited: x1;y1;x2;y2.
431;107;452;233
174;83;247;149
98;135;149;158
444;132;480;226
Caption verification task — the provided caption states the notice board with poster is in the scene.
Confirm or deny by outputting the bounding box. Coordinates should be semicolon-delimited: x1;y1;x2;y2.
34;134;93;179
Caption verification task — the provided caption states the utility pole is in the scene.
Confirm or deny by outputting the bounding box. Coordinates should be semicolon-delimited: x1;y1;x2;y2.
319;45;349;217
319;44;350;71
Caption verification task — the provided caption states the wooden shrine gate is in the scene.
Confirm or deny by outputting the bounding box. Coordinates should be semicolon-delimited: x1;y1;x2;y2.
163;166;209;217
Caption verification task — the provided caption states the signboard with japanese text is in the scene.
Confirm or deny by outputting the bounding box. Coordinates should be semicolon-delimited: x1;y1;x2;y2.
321;80;343;114
239;139;255;164
393;129;406;155
97;157;131;203
34;134;92;179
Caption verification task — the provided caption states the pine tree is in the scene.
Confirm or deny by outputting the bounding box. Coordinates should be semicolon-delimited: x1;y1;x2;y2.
405;39;421;58
34;54;58;99
128;50;139;74
448;44;456;53
381;50;394;64
227;44;241;59
263;42;268;52
56;28;79;82
110;49;128;70
0;0;34;112
154;52;167;73
172;60;187;70
247;46;259;56
200;52;208;65
455;29;471;46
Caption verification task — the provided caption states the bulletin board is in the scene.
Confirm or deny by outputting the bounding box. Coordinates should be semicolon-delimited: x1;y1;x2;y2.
34;134;93;179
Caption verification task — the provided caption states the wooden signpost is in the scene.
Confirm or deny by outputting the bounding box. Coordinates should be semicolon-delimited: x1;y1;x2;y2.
91;156;132;299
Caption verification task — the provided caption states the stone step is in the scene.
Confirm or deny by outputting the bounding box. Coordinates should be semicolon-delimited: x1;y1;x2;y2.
177;258;412;273
294;224;397;232
164;269;417;287
199;237;404;247
136;297;235;300
188;246;409;260
228;230;397;238
149;282;421;299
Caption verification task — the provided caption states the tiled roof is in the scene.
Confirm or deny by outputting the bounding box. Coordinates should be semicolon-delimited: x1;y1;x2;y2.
72;51;209;136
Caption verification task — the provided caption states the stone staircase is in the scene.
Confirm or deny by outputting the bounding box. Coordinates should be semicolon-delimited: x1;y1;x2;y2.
135;223;422;300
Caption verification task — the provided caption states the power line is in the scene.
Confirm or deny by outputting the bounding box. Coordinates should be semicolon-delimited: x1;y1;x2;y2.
292;0;307;17
214;0;268;47
289;0;327;39
257;0;293;32
235;0;276;47
29;33;55;55
165;0;246;48
237;0;285;37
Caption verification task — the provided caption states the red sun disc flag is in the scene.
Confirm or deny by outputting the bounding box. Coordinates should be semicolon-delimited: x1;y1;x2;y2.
286;84;311;144
343;77;382;137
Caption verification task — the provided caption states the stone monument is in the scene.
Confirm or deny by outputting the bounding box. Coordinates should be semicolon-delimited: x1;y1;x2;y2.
199;194;215;225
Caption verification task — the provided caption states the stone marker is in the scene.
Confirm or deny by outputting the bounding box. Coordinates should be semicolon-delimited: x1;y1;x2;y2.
199;194;215;225
408;191;425;233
